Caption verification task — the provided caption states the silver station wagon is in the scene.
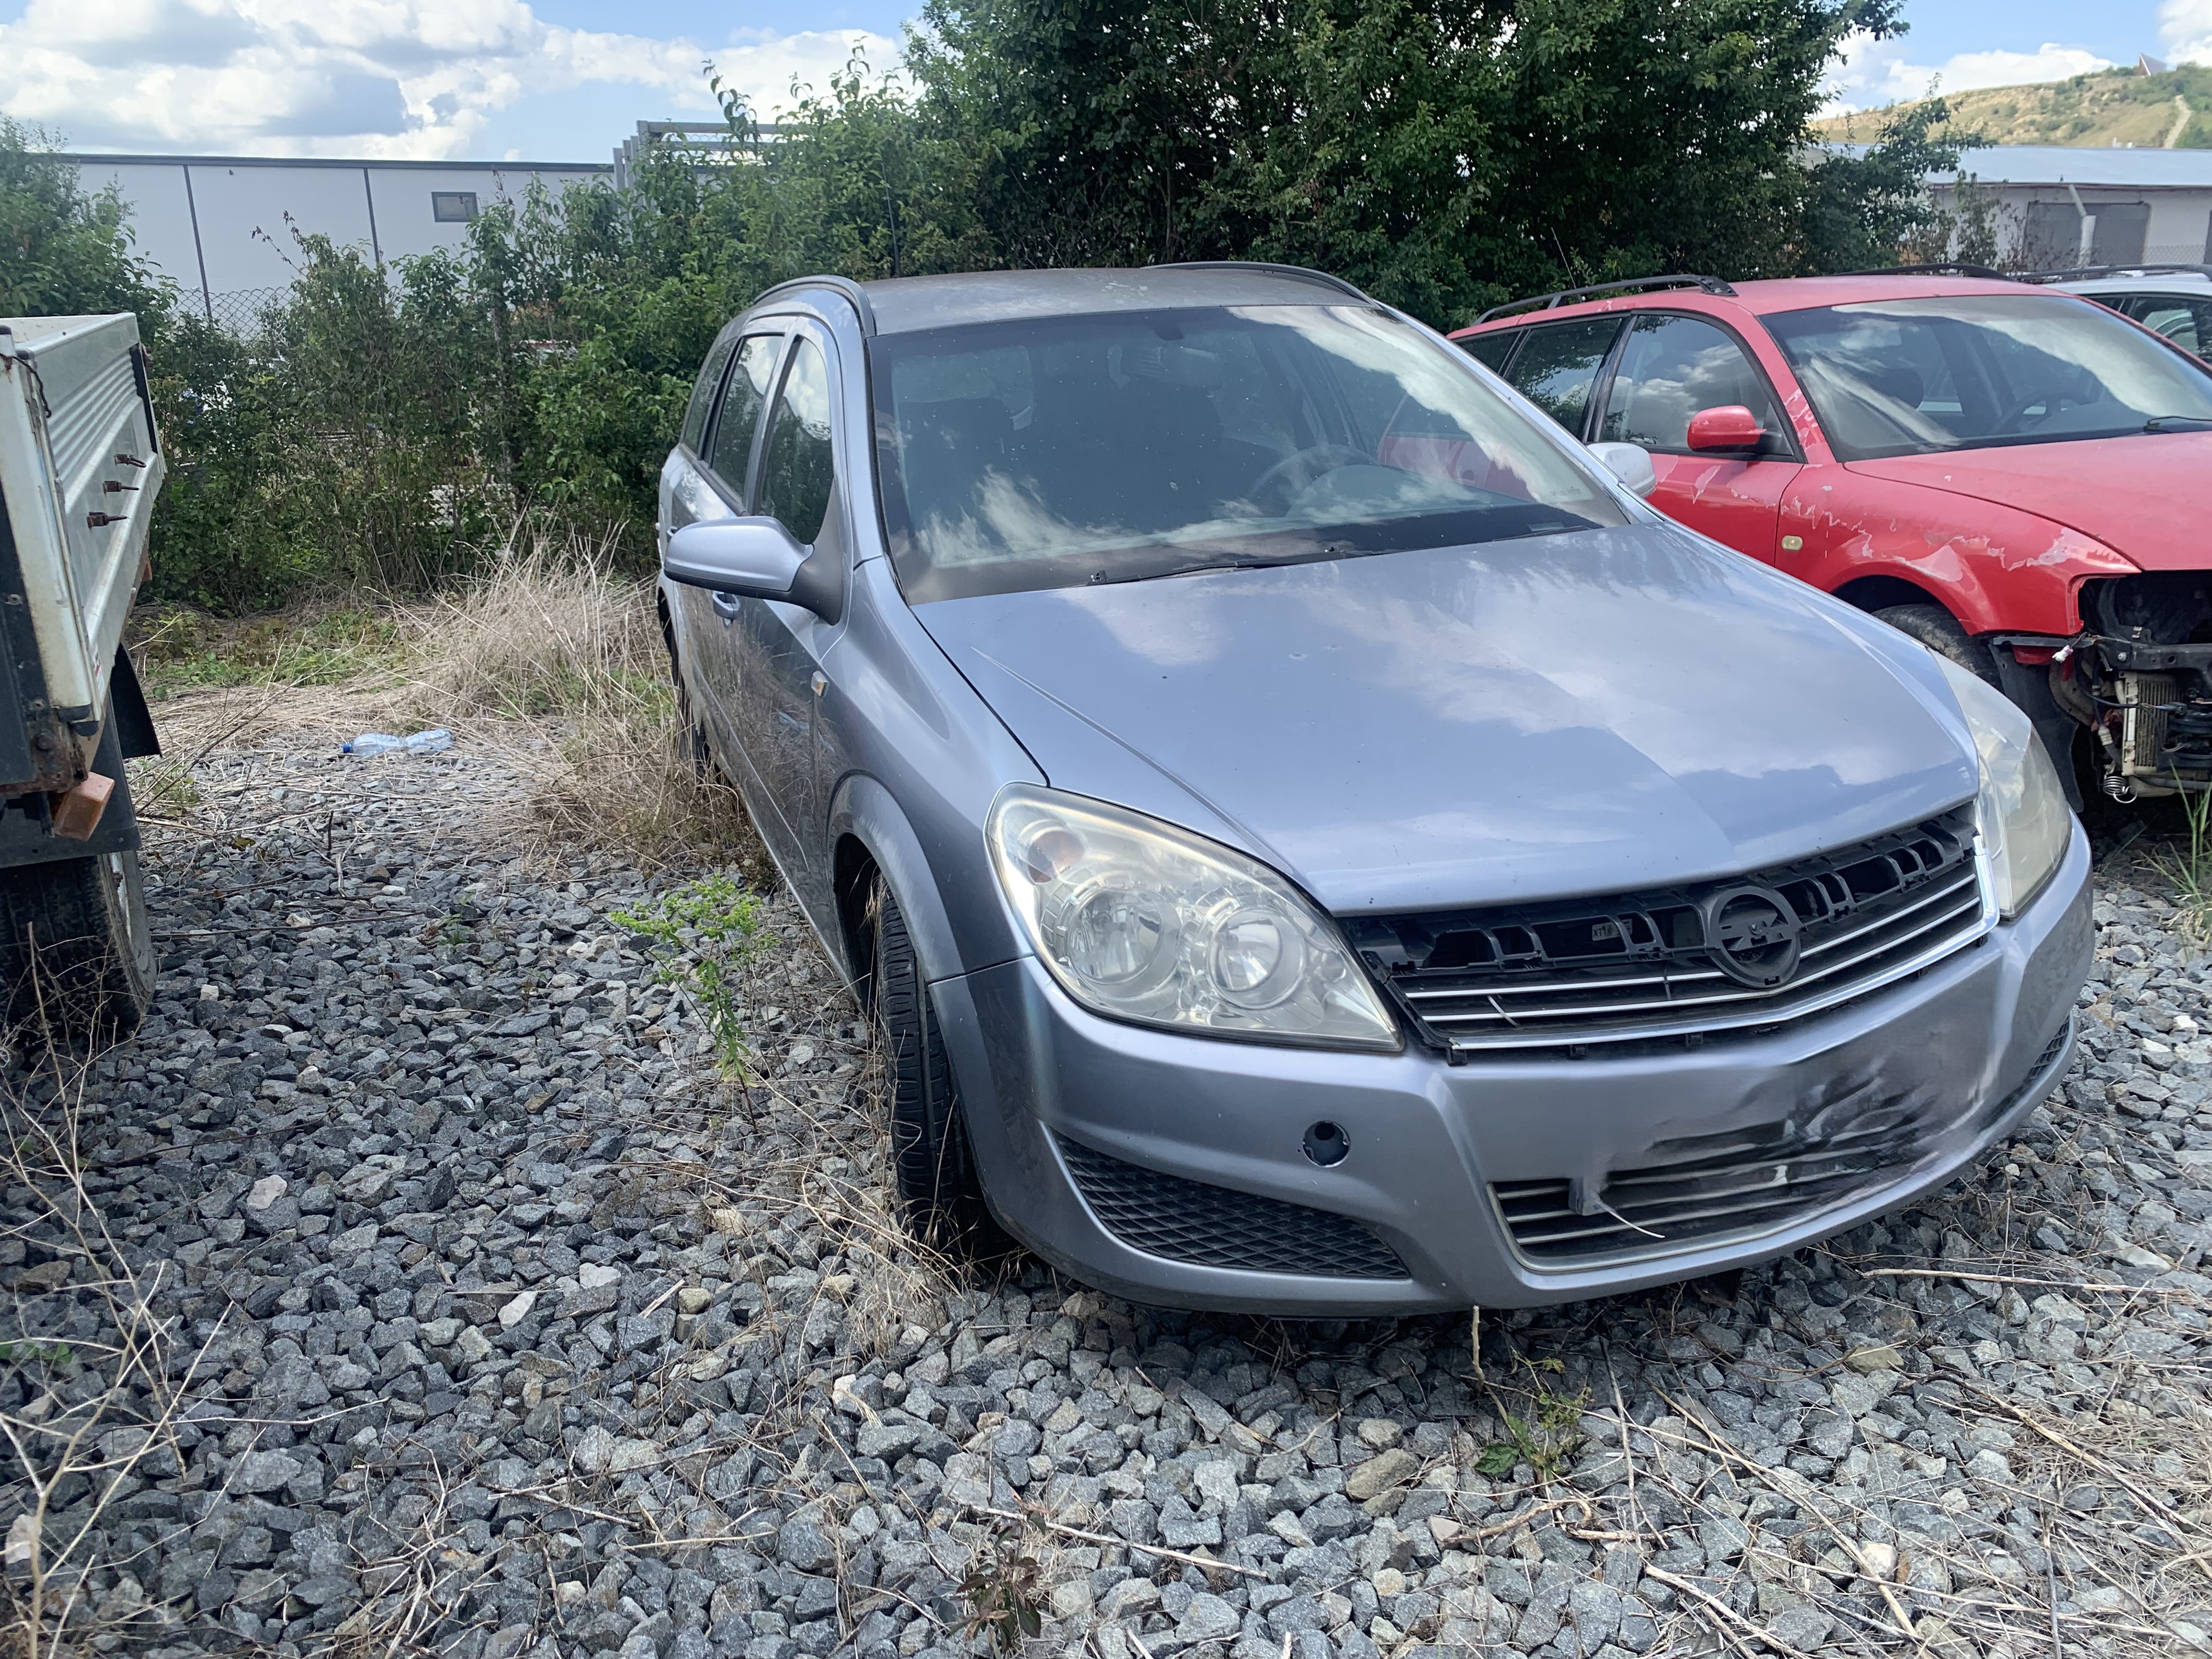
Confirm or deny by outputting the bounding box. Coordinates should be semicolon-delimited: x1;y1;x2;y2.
657;263;2091;1315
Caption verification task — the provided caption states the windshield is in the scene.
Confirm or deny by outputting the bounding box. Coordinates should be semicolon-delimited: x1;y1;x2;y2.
1763;294;2212;461
869;304;1627;602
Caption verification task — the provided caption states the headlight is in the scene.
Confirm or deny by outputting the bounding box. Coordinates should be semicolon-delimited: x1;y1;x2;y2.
987;786;1400;1051
1937;658;2072;918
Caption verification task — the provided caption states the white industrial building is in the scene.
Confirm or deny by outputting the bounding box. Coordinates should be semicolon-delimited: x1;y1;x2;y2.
61;154;612;326
1929;144;2212;268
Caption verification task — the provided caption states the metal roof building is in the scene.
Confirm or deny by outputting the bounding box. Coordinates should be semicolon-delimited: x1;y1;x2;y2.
1926;144;2212;268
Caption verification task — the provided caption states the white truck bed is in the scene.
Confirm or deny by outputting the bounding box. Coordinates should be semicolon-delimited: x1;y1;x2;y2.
1;312;165;795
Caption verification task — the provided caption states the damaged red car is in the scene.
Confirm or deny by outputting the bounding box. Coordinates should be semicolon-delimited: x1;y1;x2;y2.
1453;270;2212;805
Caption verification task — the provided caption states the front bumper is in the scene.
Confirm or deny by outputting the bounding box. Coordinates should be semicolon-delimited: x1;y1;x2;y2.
933;824;2095;1314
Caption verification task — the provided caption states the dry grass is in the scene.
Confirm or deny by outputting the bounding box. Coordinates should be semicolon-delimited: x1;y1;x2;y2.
133;523;764;872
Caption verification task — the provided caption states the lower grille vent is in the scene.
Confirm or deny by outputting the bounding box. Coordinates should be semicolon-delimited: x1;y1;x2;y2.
1492;1019;2073;1268
1057;1137;1407;1279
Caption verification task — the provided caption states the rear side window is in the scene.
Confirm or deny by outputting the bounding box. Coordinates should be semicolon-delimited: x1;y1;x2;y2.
680;335;737;453
755;337;837;546
1460;330;1519;373
1504;318;1623;436
1598;314;1782;451
706;335;782;498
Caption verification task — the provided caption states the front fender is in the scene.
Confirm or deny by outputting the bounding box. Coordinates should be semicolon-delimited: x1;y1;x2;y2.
826;772;998;989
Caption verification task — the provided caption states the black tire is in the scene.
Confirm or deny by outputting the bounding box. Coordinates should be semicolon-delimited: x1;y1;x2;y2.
1875;603;1997;684
664;627;715;781
0;849;155;1045
862;878;999;1252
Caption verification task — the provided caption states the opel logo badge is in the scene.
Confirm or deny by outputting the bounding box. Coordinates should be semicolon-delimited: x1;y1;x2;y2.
1700;884;1801;989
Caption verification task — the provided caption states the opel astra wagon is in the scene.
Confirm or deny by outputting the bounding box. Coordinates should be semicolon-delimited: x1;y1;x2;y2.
658;263;2092;1315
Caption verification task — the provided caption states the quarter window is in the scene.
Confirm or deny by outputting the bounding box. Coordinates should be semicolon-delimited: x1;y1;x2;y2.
706;335;782;500
1503;318;1623;436
1599;315;1782;452
755;338;837;546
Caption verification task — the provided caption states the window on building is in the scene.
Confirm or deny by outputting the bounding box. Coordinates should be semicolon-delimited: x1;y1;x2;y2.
432;191;479;223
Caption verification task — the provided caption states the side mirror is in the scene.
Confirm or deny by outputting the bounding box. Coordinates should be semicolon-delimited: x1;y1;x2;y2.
1587;441;1658;499
664;518;809;605
1686;404;1765;453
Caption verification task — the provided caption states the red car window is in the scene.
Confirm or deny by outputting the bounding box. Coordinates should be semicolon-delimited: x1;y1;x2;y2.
1502;318;1623;436
1598;314;1782;452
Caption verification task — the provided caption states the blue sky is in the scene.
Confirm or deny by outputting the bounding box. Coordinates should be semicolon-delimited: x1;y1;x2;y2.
0;0;2203;162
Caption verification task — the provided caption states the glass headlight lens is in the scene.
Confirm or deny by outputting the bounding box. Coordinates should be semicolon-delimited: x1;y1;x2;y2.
1937;658;2073;918
988;786;1400;1051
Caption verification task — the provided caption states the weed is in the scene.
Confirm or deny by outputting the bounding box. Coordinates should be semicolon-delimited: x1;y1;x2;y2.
613;874;770;1071
956;1528;1046;1656
1477;1362;1589;1482
124;758;200;823
2152;786;2212;938
131;603;407;699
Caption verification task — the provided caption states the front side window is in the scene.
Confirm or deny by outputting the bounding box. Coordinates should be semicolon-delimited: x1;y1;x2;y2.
871;304;1627;603
755;337;836;546
1764;294;2212;460
2120;294;2212;357
681;335;737;454
1503;318;1623;436
1598;314;1782;451
706;335;782;499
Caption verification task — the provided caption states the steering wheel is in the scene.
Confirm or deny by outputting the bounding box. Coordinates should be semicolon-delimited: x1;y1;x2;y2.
1247;444;1373;514
1994;386;2090;435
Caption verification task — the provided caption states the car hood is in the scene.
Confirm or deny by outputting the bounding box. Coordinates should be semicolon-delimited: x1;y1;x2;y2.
1845;431;2212;571
915;526;1977;914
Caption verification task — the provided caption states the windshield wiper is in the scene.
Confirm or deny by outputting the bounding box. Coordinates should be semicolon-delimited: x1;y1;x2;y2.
1086;543;1364;586
2143;415;2212;433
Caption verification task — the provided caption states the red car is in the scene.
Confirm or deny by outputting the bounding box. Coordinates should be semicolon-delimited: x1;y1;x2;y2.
1452;270;2212;805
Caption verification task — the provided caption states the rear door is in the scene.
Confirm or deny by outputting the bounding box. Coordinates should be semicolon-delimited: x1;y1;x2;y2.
1593;312;1802;560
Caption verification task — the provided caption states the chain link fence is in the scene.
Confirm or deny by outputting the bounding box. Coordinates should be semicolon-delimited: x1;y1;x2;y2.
181;287;287;337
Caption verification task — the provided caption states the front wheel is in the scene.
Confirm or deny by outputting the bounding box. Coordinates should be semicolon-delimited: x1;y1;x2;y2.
1874;603;1997;685
0;849;155;1045
862;877;1000;1254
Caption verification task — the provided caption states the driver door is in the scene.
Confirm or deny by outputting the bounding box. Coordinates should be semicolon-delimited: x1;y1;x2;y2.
1593;313;1802;560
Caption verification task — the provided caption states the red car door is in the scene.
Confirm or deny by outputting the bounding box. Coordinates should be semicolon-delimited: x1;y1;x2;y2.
1594;313;1803;561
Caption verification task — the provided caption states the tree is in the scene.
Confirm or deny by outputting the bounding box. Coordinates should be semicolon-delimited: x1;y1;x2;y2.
910;0;1940;324
0;119;172;320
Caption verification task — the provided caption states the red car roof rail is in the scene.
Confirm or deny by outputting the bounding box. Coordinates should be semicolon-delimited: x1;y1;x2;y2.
1474;274;1736;325
1841;263;2015;280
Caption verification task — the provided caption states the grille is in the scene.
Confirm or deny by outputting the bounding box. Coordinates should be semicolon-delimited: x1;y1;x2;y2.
1056;1136;1407;1279
1345;806;1988;1054
1491;1018;2073;1268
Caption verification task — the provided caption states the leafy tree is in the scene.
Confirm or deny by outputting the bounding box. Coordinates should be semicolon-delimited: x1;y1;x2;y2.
0;118;172;320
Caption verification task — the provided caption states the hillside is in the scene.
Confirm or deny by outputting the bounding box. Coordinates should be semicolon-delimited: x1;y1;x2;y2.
1816;63;2212;149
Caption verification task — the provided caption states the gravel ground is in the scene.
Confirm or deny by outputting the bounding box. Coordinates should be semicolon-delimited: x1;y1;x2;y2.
4;732;2211;1659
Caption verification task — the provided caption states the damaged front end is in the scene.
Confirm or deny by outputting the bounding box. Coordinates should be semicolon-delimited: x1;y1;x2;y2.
2050;573;2212;800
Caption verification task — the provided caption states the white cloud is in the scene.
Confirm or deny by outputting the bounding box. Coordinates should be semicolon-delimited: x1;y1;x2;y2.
0;0;899;159
2164;0;2212;66
1822;33;2114;114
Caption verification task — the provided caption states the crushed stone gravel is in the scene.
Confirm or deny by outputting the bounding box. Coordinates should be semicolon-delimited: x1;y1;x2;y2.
4;735;2210;1659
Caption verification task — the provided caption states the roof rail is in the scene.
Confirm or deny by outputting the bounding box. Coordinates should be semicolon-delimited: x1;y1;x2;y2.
2015;263;2212;284
750;274;878;336
1474;274;1737;325
1840;263;2014;280
1148;261;1376;302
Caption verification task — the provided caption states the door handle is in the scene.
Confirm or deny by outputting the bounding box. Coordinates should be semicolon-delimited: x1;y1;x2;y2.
712;591;741;621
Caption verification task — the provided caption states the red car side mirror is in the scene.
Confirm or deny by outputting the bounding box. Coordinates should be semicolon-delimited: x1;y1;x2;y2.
1687;405;1765;453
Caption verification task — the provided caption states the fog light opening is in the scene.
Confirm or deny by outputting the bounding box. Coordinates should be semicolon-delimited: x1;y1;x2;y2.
1303;1121;1350;1167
